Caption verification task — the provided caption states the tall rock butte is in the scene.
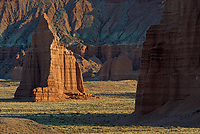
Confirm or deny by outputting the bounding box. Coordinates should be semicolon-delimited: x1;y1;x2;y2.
14;14;97;102
136;0;200;115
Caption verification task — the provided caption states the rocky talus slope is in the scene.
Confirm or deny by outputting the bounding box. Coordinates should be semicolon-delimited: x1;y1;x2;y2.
0;0;164;47
136;0;200;116
15;14;97;101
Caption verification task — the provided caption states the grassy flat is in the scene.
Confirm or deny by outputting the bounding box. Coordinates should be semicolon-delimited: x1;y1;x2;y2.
0;79;200;133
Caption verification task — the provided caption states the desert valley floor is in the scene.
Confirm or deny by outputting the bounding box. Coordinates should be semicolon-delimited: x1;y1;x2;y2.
0;79;200;133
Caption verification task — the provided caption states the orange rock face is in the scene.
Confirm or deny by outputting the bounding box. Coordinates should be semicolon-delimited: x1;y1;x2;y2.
0;0;164;79
136;0;200;115
14;14;97;102
99;53;138;81
0;0;164;47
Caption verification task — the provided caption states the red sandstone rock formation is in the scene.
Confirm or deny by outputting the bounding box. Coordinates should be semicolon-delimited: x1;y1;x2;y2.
136;0;200;115
74;54;101;79
99;58;113;81
68;44;142;80
14;14;97;101
68;43;87;57
110;54;134;81
99;53;140;81
0;0;164;47
90;55;102;67
0;0;164;79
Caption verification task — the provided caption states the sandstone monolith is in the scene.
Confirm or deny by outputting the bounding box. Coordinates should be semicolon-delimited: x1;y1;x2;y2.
136;0;200;115
14;14;97;101
69;44;142;80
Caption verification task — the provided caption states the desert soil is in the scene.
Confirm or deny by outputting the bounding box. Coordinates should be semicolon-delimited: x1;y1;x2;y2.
0;79;200;133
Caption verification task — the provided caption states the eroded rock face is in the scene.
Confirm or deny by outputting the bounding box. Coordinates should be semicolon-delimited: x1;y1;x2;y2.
0;0;165;79
14;14;97;101
110;54;134;81
98;45;141;81
136;0;200;115
11;67;22;80
0;0;164;47
99;53;140;81
0;46;25;78
69;44;142;80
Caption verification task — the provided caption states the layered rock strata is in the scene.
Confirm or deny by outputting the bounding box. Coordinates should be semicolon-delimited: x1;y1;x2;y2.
0;46;25;78
99;53;140;81
0;0;164;47
14;14;97;102
0;0;164;79
69;44;142;80
136;0;200;115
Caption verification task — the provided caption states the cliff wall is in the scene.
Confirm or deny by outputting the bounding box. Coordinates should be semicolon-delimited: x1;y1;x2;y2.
0;0;164;47
68;44;142;80
0;0;164;79
136;0;200;115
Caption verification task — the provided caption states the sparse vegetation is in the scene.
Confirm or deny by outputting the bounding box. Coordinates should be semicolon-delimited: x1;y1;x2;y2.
0;79;200;133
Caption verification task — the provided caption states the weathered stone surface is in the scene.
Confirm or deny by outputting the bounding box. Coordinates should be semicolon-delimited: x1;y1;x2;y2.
0;46;25;78
99;53;140;81
136;0;200;115
69;44;142;80
0;0;164;80
110;53;135;81
99;58;113;81
74;53;101;80
90;55;102;67
0;0;164;47
14;14;97;101
68;43;87;57
129;46;142;71
97;45;141;81
11;67;22;80
0;47;20;61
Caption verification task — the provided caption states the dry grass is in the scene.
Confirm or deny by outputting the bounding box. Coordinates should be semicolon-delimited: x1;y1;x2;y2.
0;79;200;133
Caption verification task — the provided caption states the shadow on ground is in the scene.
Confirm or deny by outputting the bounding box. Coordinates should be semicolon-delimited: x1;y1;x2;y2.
0;98;34;102
2;113;131;126
93;93;136;99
